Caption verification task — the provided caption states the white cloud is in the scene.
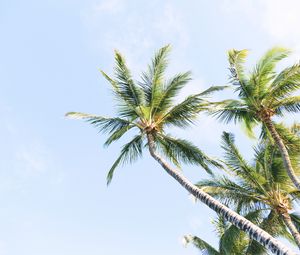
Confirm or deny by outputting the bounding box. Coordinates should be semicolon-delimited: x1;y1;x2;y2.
262;0;300;41
220;0;256;16
81;1;190;73
93;0;124;13
220;0;300;57
16;143;49;175
0;103;64;192
154;3;190;50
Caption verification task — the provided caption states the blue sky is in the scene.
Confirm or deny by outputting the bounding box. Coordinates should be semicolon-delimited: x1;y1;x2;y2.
1;0;300;254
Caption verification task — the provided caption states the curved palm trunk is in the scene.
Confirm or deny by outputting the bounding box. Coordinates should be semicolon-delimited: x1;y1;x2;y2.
146;133;296;255
264;119;300;190
281;212;300;250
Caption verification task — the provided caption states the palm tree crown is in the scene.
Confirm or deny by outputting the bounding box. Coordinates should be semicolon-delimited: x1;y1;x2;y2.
214;47;300;127
212;47;300;190
66;45;222;184
197;128;300;249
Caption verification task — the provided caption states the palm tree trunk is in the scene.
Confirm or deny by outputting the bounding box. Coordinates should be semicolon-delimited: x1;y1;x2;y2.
146;133;296;255
281;212;300;250
264;118;300;190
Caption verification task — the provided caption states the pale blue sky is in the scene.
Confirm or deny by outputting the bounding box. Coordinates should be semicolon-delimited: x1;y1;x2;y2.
1;0;300;254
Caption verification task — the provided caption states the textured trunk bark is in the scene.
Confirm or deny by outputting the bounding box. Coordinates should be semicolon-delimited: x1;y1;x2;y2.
146;133;296;255
264;119;300;191
281;212;300;250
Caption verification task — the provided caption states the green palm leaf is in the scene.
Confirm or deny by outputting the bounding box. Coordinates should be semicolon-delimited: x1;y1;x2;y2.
160;94;204;128
273;96;300;115
106;134;143;185
156;134;221;174
221;132;266;190
183;235;220;255
65;112;137;134
152;71;192;115
269;63;300;100
114;50;144;107
212;100;254;124
251;47;290;94
140;45;171;106
196;177;265;212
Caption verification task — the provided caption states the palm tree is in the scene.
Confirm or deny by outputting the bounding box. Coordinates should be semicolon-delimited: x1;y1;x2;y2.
66;45;296;255
212;47;300;190
184;213;268;254
196;130;300;250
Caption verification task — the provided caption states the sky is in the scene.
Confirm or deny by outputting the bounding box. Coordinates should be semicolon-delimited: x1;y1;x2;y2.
1;0;300;254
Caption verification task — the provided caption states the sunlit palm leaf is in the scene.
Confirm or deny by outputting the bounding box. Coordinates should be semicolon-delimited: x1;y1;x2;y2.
152;71;192;114
140;45;171;106
227;49;251;98
251;47;290;95
269;63;300;100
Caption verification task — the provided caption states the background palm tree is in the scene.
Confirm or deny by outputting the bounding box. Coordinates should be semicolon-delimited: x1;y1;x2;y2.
212;47;300;190
66;46;296;255
196;129;300;249
184;213;268;255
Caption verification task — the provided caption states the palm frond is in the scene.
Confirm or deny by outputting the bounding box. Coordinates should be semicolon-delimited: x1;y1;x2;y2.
106;134;144;185
156;134;221;174
104;124;136;146
196;177;264;210
220;210;263;255
259;123;300;153
198;85;229;97
183;235;220;255
211;99;254;124
228;49;248;81
113;50;144;107
273;96;300;115
140;45;171;106
258;123;300;184
221;132;267;190
269;62;300;100
250;47;290;95
263;211;295;243
227;49;251;97
212;216;229;238
290;213;300;233
253;144;275;185
159;94;204;128
100;70;141;119
65;112;137;135
152;71;192;115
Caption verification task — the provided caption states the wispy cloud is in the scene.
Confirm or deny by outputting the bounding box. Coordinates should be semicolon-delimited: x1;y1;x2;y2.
81;1;190;72
92;0;124;13
0;103;64;192
220;0;300;57
15;142;49;176
261;0;300;42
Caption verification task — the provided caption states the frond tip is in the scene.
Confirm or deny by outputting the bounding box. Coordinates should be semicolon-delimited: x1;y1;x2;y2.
65;112;99;119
